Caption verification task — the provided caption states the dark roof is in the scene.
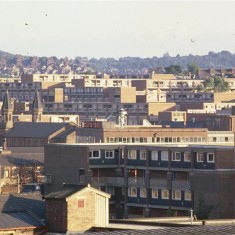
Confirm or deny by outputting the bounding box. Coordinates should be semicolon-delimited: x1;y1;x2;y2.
0;211;44;229
44;186;84;199
60;224;235;235
157;121;206;128
4;122;68;138
0;155;43;166
51;128;75;139
0;193;45;220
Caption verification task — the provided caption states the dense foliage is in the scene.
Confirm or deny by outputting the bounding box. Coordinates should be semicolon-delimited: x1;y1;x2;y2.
0;50;235;77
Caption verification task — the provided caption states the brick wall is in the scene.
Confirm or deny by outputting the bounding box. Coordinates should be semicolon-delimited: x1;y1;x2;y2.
45;199;67;233
67;191;96;232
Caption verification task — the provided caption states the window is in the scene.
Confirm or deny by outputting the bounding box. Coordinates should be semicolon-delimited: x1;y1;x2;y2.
161;151;169;161
197;153;204;162
184;152;191;162
128;150;137;159
89;150;100;158
105;186;114;195
140;150;147;160
4;170;9;178
45;174;52;184
172;190;181;200
152;189;158;198
140;188;147;198
105;150;114;158
207;153;215;162
161;189;169;199
128;187;137;197
172;152;181;161
151;151;158;160
184;191;192;201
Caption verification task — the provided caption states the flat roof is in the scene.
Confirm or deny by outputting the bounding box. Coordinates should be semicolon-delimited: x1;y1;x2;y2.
47;142;234;149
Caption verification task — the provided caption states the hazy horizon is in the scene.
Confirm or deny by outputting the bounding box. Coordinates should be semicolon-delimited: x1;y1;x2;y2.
1;1;234;59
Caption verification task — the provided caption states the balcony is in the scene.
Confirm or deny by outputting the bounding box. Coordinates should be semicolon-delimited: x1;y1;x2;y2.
150;178;167;188
128;177;145;186
172;180;190;189
91;177;124;186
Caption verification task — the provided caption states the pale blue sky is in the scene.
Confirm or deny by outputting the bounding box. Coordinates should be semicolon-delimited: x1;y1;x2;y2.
0;1;235;59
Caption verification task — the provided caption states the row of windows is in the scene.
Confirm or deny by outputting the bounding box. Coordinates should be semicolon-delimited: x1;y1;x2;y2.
128;150;215;163
89;150;215;163
127;187;191;201
106;136;207;143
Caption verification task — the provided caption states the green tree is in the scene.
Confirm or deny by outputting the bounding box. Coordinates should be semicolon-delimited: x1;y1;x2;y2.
165;65;182;75
204;77;214;91
196;84;205;92
196;194;213;220
203;77;229;92
187;62;199;74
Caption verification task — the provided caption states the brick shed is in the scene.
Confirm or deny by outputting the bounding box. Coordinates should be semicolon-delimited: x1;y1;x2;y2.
44;185;110;233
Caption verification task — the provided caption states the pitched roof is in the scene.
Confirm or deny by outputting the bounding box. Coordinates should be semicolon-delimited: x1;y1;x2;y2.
44;187;84;199
45;185;111;199
0;155;43;166
0;193;45;220
4;122;68;138
0;211;45;230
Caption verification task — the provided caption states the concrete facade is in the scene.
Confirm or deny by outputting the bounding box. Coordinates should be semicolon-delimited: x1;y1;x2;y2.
44;143;235;219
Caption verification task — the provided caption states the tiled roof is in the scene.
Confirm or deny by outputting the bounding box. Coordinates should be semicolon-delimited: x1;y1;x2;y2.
0;193;45;220
0;155;43;166
4;122;68;138
44;187;84;199
64;224;235;235
0;211;45;229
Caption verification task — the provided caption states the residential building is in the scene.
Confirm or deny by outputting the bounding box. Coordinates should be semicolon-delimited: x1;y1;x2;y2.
44;143;235;219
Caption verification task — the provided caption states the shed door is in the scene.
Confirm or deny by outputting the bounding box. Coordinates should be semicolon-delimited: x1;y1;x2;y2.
95;195;108;227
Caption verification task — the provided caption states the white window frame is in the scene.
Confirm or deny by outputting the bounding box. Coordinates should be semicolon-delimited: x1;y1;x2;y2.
207;153;215;163
197;153;204;162
161;151;169;161
172;152;181;161
172;190;181;200
140;188;147;198
105;150;114;158
89;150;101;158
140;150;147;160
184;152;191;162
184;191;192;201
128;187;137;197
128;150;137;159
152;189;158;198
161;189;169;199
151;151;158;161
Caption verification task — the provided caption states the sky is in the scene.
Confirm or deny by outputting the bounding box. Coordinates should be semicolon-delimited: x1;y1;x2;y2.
0;0;235;59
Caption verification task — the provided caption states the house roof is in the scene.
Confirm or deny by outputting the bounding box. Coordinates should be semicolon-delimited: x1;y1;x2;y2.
0;193;45;221
4;122;68;138
0;211;45;230
44;187;85;199
0;155;43;166
45;185;111;200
